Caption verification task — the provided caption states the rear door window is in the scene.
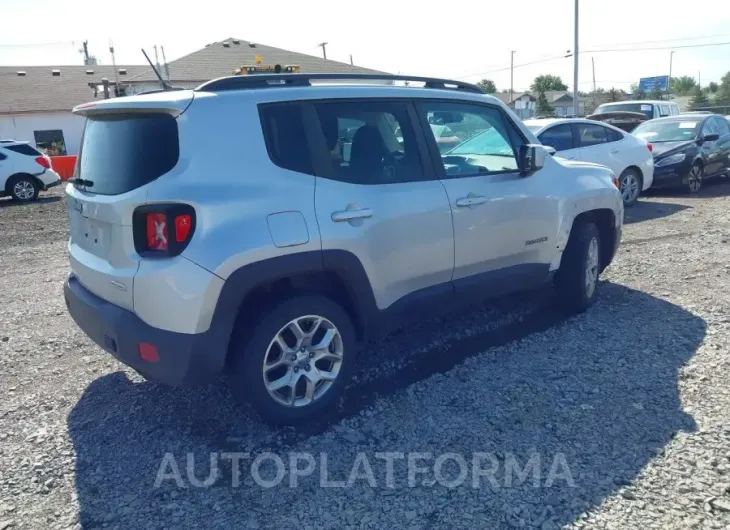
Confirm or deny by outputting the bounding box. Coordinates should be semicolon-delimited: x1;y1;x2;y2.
76;113;179;195
259;104;314;176
576;123;610;147
5;144;42;156
537;124;574;152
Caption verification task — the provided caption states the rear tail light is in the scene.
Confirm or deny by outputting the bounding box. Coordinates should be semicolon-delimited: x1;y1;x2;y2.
133;204;196;257
647;143;653;152
35;156;50;169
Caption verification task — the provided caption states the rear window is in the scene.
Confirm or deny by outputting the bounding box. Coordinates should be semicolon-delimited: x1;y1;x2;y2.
5;144;42;156
76;113;179;195
595;103;654;119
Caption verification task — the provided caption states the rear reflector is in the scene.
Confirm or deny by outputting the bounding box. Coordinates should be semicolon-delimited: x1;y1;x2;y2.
35;156;50;169
647;143;653;152
138;343;159;362
146;213;168;251
175;214;192;242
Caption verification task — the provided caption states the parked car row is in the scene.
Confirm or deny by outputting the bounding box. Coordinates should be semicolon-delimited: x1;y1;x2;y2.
525;106;730;203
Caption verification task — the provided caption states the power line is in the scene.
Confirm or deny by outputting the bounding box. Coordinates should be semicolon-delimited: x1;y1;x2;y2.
586;41;730;53
0;40;77;48
456;53;572;79
585;32;730;50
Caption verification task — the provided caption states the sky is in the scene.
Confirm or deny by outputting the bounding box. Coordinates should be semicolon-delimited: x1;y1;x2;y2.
1;0;729;92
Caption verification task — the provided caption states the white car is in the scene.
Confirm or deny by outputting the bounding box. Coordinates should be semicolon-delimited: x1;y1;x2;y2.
0;140;62;202
524;118;654;206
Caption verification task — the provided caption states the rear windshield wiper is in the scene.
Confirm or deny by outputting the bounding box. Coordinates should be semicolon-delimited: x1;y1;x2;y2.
67;178;94;187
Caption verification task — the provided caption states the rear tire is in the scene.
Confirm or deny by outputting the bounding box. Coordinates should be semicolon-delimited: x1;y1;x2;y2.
554;222;601;313
618;168;642;207
7;174;40;202
227;295;357;425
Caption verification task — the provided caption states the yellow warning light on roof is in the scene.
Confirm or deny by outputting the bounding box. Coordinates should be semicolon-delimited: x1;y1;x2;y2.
255;56;262;65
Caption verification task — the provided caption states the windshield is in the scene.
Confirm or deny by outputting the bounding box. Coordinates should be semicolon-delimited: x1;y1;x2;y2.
595;103;654;119
448;127;516;157
632;120;701;142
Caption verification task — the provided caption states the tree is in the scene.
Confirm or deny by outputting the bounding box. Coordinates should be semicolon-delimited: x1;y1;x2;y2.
531;75;568;93
648;87;665;100
670;76;697;96
606;88;624;102
476;79;497;94
536;92;554;116
708;82;719;94
716;71;730;104
689;86;710;110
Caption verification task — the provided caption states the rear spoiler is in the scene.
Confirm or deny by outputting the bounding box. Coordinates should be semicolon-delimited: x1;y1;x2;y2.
72;90;194;118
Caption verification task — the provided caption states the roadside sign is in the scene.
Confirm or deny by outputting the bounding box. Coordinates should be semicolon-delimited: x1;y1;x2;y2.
638;76;669;92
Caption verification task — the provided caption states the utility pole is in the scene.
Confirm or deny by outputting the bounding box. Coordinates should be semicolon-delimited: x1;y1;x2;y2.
591;57;596;94
153;45;161;72
161;45;170;81
591;56;596;112
350;54;353;66
573;0;580;117
668;50;675;98
82;41;90;64
109;41;120;94
318;42;328;60
509;50;516;104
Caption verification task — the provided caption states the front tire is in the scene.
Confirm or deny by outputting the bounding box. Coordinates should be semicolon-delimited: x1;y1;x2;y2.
618;168;642;206
8;174;40;202
554;222;601;313
227;295;357;425
685;163;703;194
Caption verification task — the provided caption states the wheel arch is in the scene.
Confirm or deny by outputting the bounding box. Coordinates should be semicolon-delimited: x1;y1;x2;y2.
570;209;617;272
201;250;377;373
5;172;41;194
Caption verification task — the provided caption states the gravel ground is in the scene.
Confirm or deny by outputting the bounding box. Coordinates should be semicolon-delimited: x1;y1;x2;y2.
2;182;730;530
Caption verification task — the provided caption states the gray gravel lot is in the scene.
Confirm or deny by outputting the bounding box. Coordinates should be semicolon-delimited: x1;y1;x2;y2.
2;183;730;530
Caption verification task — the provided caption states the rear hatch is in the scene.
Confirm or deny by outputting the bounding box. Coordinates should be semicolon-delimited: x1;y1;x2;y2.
66;91;193;310
586;111;649;133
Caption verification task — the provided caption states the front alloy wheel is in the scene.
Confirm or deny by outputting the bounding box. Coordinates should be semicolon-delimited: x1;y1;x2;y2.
585;236;600;299
687;164;703;193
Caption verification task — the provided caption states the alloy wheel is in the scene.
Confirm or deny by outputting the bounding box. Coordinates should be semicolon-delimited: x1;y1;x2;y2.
13;180;35;200
585;237;599;298
688;165;703;193
262;315;344;407
620;172;640;203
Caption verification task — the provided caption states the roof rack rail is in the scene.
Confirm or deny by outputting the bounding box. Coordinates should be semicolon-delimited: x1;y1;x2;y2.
195;73;484;94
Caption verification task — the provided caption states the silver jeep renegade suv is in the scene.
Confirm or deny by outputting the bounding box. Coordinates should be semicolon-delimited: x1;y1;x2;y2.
64;73;624;424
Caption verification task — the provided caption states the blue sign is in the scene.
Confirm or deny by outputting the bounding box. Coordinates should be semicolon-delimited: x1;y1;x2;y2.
638;76;669;92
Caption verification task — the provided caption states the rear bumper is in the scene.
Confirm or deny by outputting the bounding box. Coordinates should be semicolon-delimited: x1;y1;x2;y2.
64;274;220;386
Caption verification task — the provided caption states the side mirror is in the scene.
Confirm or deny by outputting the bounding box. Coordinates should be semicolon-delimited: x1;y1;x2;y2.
701;133;719;142
544;145;557;156
519;144;549;173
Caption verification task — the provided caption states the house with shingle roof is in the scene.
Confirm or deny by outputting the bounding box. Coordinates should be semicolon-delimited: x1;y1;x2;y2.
0;38;385;155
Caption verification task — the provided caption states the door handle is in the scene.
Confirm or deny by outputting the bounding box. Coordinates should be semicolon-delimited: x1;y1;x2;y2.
455;196;488;207
331;208;373;222
567;156;577;160
611;149;620;154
